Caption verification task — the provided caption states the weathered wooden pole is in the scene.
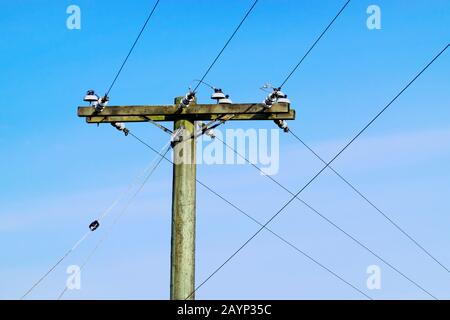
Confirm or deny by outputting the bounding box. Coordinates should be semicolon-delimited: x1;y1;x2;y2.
170;97;197;300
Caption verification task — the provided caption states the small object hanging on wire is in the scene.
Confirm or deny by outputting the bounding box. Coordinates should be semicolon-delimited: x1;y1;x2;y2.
111;122;129;136
89;220;100;231
180;89;196;108
274;119;289;133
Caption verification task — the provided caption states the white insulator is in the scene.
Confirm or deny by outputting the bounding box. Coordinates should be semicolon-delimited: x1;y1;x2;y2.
211;89;226;100
84;90;99;103
114;122;126;131
277;96;291;104
218;96;232;104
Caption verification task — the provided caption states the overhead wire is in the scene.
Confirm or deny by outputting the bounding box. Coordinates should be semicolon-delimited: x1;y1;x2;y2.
288;129;450;274
20;230;90;300
69;0;448;299
20;134;174;300
105;0;161;97
29;0;162;300
57;138;175;300
192;0;259;93
279;0;351;88
188;44;449;299
126;130;371;299
192;135;438;300
192;0;352;136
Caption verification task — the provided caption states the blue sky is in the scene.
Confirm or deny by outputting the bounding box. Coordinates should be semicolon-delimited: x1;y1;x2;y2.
0;0;449;299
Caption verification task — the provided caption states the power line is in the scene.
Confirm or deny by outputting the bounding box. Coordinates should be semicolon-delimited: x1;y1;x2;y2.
127;131;371;299
202;135;437;299
58;140;173;299
105;0;161;96
20;231;89;300
289;129;450;275
191;2;350;130
195;179;372;300
193;0;259;93
142;113;439;298
21;136;173;299
21;169;145;299
290;43;449;198
189;44;449;299
279;0;351;88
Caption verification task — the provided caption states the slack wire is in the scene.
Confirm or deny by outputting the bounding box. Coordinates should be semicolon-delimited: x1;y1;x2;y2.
128;131;371;299
21;138;172;300
21;159;155;300
279;0;351;88
105;0;161;96
193;0;259;92
20;231;90;300
189;44;449;300
58;140;173;300
289;129;450;275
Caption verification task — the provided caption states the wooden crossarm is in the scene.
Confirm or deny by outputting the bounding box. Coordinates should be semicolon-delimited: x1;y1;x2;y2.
78;102;290;117
84;110;296;123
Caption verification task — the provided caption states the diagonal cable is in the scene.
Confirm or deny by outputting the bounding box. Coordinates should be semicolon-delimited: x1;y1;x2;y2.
58;140;173;299
127;131;371;299
193;0;259;92
279;0;351;88
196;135;438;300
105;0;161;96
289;129;450;274
20;231;89;300
20;140;167;299
189;44;449;299
21;136;172;299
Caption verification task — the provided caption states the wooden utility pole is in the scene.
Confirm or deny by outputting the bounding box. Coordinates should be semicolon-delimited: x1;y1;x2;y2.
170;97;197;299
78;98;295;300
